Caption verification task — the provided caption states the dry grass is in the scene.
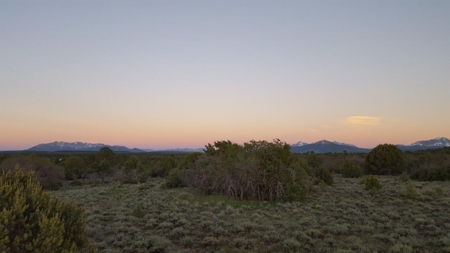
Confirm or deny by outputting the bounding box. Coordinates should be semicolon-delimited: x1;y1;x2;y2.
53;175;450;253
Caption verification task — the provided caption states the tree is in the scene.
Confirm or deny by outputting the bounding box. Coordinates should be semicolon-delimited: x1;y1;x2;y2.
365;144;405;175
97;147;116;165
0;166;95;252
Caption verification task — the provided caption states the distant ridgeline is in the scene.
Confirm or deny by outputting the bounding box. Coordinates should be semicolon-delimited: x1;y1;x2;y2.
26;141;202;153
27;141;146;153
290;137;450;154
25;137;450;154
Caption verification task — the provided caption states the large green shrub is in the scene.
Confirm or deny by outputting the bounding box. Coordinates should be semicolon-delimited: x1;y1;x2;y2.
365;144;405;175
0;166;95;253
173;140;308;201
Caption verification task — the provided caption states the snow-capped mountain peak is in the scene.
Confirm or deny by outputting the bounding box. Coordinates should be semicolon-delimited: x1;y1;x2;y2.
310;140;356;147
410;137;450;147
313;140;332;145
291;141;308;147
332;141;357;147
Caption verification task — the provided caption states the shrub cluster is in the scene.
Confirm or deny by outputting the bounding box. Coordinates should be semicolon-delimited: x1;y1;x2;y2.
0;154;64;190
0;166;94;253
168;139;309;201
410;165;450;181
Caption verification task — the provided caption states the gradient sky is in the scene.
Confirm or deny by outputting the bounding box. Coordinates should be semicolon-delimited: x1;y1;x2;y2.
1;1;449;150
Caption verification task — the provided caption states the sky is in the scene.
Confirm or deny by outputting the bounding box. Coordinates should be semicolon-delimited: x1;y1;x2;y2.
1;1;449;150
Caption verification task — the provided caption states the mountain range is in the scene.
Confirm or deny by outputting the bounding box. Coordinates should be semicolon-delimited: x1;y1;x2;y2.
26;137;450;153
27;141;146;153
395;137;450;152
27;141;202;153
290;137;450;153
290;140;370;153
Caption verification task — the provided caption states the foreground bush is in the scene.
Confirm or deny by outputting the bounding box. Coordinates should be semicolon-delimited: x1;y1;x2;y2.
170;140;309;201
0;166;95;253
365;144;405;175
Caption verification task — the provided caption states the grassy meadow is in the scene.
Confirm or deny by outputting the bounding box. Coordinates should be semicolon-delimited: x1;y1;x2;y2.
53;175;450;253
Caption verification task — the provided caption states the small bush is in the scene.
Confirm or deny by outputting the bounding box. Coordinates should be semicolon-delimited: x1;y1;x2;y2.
232;237;250;249
138;183;154;191
434;187;444;194
361;175;382;191
146;235;171;253
405;182;418;200
314;167;333;185
282;238;302;251
202;236;220;247
340;160;363;178
318;180;327;190
131;204;145;218
180;236;194;247
397;171;410;182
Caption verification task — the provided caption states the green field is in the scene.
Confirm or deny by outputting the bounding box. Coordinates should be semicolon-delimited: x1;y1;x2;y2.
53;175;450;253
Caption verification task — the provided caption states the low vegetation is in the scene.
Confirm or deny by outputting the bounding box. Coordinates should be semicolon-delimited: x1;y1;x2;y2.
1;143;450;252
53;175;450;252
